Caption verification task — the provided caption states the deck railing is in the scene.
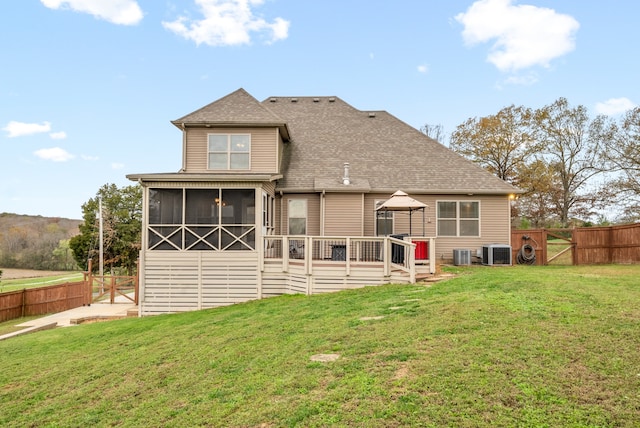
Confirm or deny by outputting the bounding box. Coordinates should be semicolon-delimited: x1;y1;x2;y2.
262;235;432;283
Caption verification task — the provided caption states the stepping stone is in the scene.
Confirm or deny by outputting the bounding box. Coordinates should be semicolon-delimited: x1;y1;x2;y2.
310;353;340;362
359;316;385;321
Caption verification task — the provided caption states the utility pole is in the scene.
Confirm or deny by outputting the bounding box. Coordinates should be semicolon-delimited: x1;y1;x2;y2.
99;196;104;277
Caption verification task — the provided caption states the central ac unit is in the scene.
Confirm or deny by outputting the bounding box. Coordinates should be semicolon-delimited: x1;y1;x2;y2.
453;249;471;265
482;244;512;266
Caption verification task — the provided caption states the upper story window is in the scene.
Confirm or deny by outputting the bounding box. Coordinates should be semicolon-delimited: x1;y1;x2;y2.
208;134;251;170
437;201;480;237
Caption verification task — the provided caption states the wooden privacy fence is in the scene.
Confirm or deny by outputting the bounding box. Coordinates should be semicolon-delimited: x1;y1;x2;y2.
0;280;89;323
512;223;640;265
0;270;138;323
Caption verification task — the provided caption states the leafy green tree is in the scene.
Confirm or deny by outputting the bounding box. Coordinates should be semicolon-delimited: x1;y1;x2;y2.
69;183;142;274
52;239;78;270
513;159;561;228
450;105;535;183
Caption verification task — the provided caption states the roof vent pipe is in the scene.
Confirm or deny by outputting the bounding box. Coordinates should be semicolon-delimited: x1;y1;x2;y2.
342;162;351;185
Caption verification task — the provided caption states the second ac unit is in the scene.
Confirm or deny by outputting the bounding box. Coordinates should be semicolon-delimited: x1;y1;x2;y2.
482;244;512;266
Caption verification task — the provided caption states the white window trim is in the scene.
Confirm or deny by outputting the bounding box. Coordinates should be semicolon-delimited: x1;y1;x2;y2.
207;133;251;171
436;200;481;237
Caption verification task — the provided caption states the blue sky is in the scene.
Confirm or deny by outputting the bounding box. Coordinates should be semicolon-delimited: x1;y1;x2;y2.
2;0;638;219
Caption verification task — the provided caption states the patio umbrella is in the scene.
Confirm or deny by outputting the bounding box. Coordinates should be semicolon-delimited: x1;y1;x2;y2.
375;190;428;236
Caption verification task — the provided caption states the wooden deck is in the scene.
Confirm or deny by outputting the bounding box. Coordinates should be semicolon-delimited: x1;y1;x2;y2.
138;235;435;315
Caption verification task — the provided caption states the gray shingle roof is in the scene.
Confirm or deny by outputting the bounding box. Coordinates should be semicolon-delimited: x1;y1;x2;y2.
172;88;289;139
260;95;517;195
160;89;518;195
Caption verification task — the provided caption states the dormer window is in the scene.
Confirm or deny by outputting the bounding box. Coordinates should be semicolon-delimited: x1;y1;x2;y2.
208;133;251;170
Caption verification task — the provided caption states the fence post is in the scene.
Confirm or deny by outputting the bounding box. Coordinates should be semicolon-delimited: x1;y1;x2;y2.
110;276;115;304
21;289;26;318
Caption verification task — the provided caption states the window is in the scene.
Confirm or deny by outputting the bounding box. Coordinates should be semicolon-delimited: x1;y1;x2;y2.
208;134;250;170
147;188;255;251
437;201;479;237
262;192;275;235
375;200;393;236
288;199;307;235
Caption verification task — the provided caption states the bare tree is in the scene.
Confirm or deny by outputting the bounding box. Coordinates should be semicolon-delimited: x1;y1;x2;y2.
420;123;446;144
602;107;640;221
533;98;615;226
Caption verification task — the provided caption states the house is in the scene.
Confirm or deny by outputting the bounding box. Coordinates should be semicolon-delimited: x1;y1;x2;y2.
127;88;519;315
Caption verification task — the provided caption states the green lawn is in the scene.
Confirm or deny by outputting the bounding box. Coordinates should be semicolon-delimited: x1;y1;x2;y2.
1;265;639;427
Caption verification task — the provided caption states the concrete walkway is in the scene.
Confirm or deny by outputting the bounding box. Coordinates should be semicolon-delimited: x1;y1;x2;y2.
0;295;138;341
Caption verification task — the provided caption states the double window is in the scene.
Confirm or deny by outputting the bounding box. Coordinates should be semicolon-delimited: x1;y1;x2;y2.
437;201;480;237
208;134;250;170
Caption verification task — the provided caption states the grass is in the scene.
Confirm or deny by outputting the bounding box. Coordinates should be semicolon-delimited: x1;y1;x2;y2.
0;272;83;293
1;265;639;427
0;316;44;336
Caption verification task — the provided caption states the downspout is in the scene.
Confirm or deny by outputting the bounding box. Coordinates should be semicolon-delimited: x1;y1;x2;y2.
320;190;325;236
361;193;364;236
279;191;284;235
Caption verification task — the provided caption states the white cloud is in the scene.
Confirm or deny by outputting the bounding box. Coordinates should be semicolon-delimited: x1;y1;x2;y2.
81;154;99;161
455;0;579;72
595;97;637;116
34;147;75;162
502;72;538;86
111;162;125;169
40;0;143;25
417;64;429;74
49;131;67;140
2;121;51;137
162;0;290;46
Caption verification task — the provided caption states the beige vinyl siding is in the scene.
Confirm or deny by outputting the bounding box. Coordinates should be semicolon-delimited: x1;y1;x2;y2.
184;127;279;173
262;181;276;195
323;193;363;236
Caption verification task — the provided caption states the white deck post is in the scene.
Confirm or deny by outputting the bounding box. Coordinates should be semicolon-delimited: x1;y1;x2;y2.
429;237;436;274
283;236;289;273
408;242;416;283
345;237;351;277
384;237;391;277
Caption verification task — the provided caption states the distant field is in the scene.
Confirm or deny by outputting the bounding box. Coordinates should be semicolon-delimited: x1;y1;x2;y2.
0;269;83;292
1;268;75;280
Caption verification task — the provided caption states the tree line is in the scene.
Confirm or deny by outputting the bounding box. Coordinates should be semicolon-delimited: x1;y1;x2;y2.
0;214;80;270
430;97;639;228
